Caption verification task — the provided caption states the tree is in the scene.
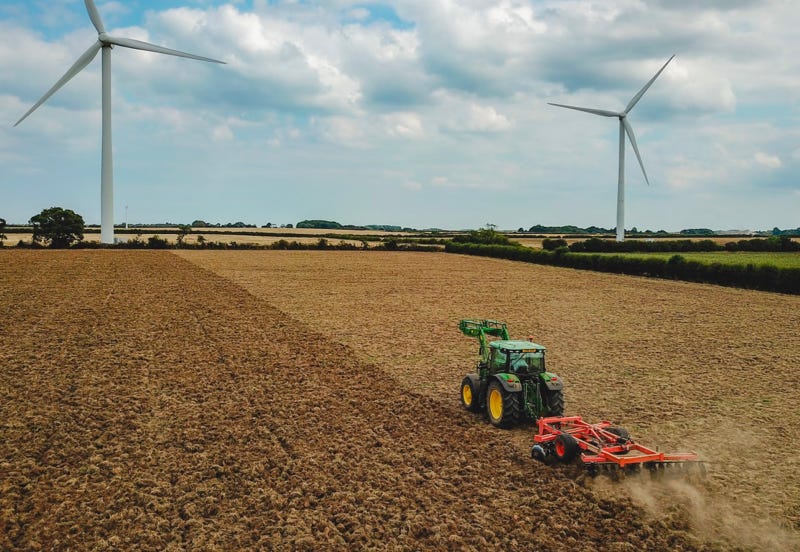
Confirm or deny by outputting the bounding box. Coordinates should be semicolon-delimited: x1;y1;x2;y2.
176;224;191;246
452;228;513;245
30;207;84;248
296;220;342;229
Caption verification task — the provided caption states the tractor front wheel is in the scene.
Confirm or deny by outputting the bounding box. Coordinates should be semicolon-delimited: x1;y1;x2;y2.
460;377;481;412
486;380;521;428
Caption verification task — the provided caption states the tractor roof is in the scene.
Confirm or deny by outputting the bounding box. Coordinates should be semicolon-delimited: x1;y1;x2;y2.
489;340;546;353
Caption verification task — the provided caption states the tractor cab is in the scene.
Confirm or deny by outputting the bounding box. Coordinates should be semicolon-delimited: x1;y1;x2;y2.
488;340;546;375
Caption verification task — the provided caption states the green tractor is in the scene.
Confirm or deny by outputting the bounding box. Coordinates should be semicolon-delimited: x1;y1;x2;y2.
459;319;564;428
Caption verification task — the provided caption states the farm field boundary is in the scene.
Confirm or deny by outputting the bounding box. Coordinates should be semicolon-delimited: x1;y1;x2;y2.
445;242;800;294
1;250;718;551
178;249;800;551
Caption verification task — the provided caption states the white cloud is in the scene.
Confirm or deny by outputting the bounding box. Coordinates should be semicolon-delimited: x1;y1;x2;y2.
754;151;782;169
383;112;424;138
464;103;512;132
664;59;737;114
347;8;369;21
98;1;129;20
433;91;512;133
666;161;724;190
212;124;234;142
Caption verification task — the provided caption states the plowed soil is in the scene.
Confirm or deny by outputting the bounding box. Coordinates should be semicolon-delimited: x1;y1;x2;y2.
175;250;800;550
1;250;797;550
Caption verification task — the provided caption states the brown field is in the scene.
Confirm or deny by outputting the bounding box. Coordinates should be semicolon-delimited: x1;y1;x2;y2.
0;232;366;248
2;250;798;550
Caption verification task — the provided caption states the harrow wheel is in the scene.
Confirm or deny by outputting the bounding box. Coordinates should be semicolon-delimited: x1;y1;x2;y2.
606;426;631;455
607;426;630;442
460;377;481;412
486;380;521;428
553;433;579;463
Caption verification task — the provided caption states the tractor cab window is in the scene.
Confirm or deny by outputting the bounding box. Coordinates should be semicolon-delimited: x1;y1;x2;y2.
490;349;507;371
509;352;545;374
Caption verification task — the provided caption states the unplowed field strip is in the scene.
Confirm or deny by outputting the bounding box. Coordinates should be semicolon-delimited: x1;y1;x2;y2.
0;250;727;551
177;249;800;550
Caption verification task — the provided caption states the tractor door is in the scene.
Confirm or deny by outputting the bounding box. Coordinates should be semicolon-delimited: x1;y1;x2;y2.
489;349;508;375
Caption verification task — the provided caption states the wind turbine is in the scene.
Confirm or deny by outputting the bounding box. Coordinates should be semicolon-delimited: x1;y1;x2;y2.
14;0;225;244
549;55;674;242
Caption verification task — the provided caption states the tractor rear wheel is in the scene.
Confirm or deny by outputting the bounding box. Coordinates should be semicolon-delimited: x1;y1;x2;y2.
544;389;564;417
460;377;481;412
553;434;579;463
486;380;521;428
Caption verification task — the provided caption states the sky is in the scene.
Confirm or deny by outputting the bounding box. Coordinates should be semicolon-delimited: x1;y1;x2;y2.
1;0;799;231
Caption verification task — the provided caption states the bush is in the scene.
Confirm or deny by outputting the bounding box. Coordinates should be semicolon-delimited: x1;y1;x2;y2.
569;238;725;253
452;229;516;246
444;241;800;295
147;235;169;249
542;238;568;251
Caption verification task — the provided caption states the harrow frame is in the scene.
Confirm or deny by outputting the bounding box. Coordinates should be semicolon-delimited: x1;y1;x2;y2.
531;416;701;471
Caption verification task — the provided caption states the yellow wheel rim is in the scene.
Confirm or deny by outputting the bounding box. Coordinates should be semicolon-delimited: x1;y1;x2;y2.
462;384;473;406
489;388;503;421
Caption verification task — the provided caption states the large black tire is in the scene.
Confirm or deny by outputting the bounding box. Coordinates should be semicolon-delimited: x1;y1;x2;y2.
553;433;579;463
460;377;481;412
485;380;522;428
606;426;631;455
544;389;564;417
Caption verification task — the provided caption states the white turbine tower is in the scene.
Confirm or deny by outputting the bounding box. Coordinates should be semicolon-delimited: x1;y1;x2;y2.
549;55;675;242
14;0;225;244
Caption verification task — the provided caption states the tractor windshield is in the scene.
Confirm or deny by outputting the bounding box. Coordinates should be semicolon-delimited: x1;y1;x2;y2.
509;351;545;374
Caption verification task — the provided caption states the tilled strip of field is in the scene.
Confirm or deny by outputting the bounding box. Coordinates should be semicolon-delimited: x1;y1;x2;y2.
1;250;717;551
177;250;800;551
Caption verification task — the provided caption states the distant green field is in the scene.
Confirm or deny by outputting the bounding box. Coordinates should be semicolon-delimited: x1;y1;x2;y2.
589;251;800;269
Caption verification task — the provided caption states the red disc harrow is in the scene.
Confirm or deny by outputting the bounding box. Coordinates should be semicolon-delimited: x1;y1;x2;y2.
531;416;703;474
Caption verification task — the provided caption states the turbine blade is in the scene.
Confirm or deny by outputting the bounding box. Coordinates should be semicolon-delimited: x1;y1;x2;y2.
85;0;105;34
548;103;620;118
622;118;650;185
624;55;675;114
106;36;225;64
14;41;102;127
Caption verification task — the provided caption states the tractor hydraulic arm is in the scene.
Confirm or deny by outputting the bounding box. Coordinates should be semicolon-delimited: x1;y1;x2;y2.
459;319;509;363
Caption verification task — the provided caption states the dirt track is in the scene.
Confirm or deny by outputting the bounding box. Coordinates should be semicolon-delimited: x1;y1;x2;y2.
1;250;797;550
